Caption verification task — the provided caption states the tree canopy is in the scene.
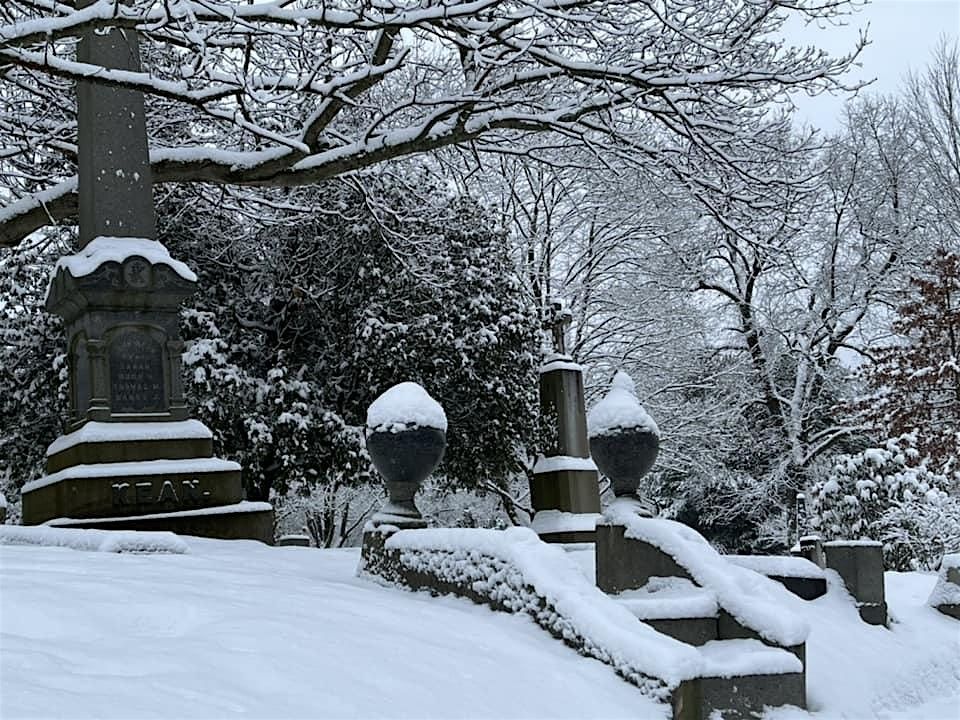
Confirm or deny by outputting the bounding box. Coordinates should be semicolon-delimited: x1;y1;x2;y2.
0;0;861;246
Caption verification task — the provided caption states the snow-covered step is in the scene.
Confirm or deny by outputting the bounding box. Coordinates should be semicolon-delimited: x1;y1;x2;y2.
725;554;827;600
613;577;719;646
696;639;805;720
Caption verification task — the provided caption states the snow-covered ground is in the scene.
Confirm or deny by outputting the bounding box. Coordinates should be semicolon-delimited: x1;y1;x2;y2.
1;535;958;720
767;570;960;720
0;537;661;720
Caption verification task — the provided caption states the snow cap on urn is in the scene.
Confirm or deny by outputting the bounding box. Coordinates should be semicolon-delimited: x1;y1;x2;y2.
366;381;448;435
587;371;659;439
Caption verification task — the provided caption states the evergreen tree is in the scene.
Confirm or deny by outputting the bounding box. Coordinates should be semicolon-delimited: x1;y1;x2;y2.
0;239;66;521
0;178;540;541
810;433;958;570
161;178;540;543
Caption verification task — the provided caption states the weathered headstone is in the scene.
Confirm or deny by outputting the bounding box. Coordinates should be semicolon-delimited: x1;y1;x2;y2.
19;11;273;542
529;300;601;543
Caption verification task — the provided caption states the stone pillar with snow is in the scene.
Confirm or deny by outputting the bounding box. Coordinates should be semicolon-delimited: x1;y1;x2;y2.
530;301;601;543
823;540;888;626
19;11;272;542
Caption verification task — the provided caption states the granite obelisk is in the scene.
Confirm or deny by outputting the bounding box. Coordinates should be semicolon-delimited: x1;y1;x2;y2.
20;9;273;542
529;300;601;543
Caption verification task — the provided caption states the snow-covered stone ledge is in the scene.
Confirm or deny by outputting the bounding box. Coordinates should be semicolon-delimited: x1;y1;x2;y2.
599;508;809;651
0;525;188;554
359;525;702;713
725;554;827;601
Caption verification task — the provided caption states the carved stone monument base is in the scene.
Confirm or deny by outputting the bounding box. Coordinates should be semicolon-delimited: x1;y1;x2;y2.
25;243;274;544
21;422;273;544
531;467;601;543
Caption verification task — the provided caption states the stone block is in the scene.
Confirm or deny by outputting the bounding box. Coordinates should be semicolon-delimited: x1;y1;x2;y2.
824;542;885;605
824;541;887;625
671;679;702;720
51;504;274;544
644;617;718;646
699;672;805;720
277;534;311;547
46;436;213;474
717;611;806;665
530;468;601;514
768;575;827;601
21;462;243;524
935;603;960;620
595;522;691;594
826;545;886;625
858;602;889;625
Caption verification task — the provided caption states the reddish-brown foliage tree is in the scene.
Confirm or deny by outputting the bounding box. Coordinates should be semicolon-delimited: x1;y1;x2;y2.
856;249;960;473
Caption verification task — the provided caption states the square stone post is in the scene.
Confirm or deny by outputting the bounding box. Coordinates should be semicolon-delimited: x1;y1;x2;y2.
530;355;601;542
824;541;887;626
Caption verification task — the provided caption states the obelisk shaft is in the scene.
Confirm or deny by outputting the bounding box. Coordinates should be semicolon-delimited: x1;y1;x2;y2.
76;0;156;247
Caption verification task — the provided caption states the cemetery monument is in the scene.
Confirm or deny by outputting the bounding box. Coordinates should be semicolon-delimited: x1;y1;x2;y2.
19;7;273;542
530;300;602;542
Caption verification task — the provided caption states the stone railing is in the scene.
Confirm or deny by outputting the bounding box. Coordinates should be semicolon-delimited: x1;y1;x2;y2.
360;525;704;718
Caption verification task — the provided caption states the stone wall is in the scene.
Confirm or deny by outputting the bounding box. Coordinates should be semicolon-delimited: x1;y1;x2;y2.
359;526;708;719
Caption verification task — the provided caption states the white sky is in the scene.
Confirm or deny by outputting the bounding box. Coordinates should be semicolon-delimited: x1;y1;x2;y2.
786;0;959;133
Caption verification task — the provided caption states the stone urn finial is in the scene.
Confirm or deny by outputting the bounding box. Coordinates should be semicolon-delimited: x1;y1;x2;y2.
587;371;660;517
366;382;447;529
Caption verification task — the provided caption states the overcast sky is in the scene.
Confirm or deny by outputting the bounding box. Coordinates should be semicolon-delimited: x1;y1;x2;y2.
786;0;959;133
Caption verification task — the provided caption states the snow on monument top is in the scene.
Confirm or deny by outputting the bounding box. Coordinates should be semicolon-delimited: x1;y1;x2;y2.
588;371;659;438
54;236;197;283
366;382;447;434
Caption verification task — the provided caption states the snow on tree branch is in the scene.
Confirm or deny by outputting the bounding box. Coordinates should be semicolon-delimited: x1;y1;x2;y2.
0;0;863;246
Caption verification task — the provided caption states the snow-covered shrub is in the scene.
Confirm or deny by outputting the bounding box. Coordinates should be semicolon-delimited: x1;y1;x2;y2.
162;177;540;542
0;238;68;515
811;433;958;569
878;494;960;571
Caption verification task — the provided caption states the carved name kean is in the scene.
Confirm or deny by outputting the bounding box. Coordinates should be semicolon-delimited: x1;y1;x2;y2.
112;479;212;507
